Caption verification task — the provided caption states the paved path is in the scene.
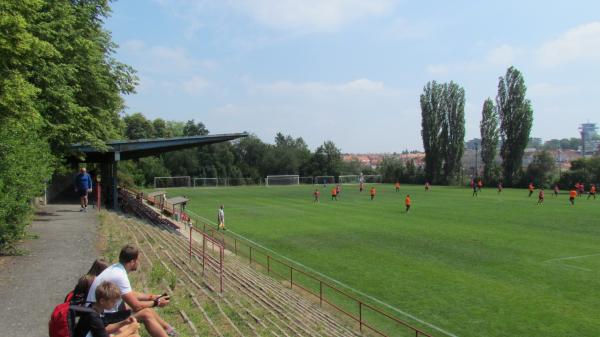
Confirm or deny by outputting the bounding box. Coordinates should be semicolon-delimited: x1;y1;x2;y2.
0;204;98;337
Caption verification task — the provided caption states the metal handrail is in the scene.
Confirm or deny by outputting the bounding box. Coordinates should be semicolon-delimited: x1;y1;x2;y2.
196;221;434;337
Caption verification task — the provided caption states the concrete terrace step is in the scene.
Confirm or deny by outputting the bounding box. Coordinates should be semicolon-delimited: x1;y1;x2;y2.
119;214;364;337
148;221;360;337
133;219;321;337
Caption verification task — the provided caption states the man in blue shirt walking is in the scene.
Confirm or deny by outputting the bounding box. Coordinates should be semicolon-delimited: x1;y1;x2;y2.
75;167;93;212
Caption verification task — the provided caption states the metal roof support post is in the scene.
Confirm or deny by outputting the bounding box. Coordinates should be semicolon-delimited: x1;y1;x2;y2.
113;151;120;210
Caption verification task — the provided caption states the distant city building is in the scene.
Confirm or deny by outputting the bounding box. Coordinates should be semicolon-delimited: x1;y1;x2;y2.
579;123;599;156
464;138;481;151
342;152;425;169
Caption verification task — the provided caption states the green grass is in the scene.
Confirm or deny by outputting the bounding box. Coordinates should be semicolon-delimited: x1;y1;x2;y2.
153;184;600;337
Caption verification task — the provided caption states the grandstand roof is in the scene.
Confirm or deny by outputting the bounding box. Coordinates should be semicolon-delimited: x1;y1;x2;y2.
146;191;166;198
70;133;248;162
166;196;189;205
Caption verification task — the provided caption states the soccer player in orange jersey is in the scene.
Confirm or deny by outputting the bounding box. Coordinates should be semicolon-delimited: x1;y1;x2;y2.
331;187;337;201
395;181;400;192
405;194;411;213
569;188;577;205
537;189;544;204
528;182;534;197
477;180;483;192
370;186;376;200
588;184;596;200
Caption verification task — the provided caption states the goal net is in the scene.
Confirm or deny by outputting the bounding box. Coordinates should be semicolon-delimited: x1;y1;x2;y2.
338;175;360;184
193;178;218;187
315;176;335;185
299;176;314;185
154;176;191;188
363;174;382;184
265;175;300;186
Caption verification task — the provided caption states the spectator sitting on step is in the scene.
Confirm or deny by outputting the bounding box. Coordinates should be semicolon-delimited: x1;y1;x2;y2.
74;281;141;337
68;259;110;303
86;245;179;337
87;258;110;276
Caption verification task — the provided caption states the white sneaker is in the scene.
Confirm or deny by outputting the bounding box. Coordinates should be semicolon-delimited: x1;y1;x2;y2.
80;208;84;212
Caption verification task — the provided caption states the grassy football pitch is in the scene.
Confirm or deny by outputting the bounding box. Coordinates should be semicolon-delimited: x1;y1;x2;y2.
154;184;600;337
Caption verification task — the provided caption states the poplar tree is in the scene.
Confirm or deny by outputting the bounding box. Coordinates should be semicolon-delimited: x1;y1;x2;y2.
480;98;499;182
496;67;533;185
442;82;465;183
420;81;445;183
420;81;465;184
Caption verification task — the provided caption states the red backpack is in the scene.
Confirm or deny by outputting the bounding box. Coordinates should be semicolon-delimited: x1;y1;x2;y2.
48;291;88;337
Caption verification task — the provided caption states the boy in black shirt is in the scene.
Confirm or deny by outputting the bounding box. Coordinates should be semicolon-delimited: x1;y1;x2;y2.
74;281;140;337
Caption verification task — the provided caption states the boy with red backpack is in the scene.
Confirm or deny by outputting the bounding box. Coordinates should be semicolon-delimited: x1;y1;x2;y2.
73;281;140;337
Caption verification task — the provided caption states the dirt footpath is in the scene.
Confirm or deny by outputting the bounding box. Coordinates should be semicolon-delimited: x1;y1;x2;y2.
0;204;98;337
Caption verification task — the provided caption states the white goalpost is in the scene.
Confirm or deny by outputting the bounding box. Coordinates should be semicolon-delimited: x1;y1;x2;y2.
338;175;360;184
193;177;218;187
363;174;383;184
153;176;191;188
265;175;300;186
314;176;335;185
299;176;314;185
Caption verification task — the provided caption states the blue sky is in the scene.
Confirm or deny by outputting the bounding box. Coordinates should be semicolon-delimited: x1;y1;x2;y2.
106;0;600;152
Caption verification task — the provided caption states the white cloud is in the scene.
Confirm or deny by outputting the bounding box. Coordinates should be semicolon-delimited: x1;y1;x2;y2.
122;39;146;53
538;21;600;67
202;79;419;151
529;83;577;97
426;64;450;76
383;18;435;40
426;44;518;77
485;44;516;66
251;78;387;96
182;76;210;95
230;0;396;32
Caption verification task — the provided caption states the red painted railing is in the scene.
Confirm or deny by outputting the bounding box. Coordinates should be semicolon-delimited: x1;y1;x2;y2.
123;187;435;336
189;225;224;293
198;223;434;337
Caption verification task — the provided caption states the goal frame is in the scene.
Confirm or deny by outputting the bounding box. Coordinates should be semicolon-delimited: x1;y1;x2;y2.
338;175;360;185
299;176;314;185
193;177;219;188
265;175;300;186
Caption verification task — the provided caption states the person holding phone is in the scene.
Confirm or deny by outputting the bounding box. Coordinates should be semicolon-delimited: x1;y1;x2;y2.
74;281;140;337
87;245;179;337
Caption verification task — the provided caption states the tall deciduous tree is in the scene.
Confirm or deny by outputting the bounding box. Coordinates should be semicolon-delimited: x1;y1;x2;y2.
420;81;465;184
0;0;134;251
480;98;499;182
442;82;465;183
496;66;533;185
420;81;445;183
